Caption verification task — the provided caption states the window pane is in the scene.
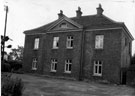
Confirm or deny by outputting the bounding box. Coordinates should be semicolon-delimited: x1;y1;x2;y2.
69;64;71;71
67;36;73;48
99;66;102;74
55;63;57;70
95;66;98;73
53;37;59;48
34;38;39;49
32;58;37;70
95;35;104;49
99;61;102;64
71;41;73;47
66;64;68;71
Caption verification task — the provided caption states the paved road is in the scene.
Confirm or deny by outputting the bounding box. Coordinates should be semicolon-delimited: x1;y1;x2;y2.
13;74;135;96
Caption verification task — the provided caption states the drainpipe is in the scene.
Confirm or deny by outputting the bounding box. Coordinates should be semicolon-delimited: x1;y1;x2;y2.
79;28;85;81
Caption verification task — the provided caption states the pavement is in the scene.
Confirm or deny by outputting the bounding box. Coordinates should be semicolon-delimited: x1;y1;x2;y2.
12;73;135;96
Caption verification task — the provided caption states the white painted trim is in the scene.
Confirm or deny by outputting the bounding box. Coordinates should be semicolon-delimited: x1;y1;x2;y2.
32;68;37;70
25;33;46;35
121;27;134;40
25;27;134;41
47;16;83;31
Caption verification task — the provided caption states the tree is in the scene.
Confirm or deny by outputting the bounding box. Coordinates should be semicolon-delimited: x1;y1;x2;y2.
9;46;24;61
1;35;12;61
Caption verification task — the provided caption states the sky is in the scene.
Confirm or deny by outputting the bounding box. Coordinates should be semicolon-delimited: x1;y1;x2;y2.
0;0;135;55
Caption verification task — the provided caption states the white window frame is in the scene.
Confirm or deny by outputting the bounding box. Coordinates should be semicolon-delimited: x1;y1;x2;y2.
51;59;57;72
95;35;104;49
34;38;39;49
65;59;72;73
32;58;37;70
53;37;59;49
93;61;102;76
66;36;73;49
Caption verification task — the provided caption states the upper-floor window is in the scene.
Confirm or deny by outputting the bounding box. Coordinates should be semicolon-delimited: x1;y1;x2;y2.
66;36;73;49
93;60;102;76
60;23;68;28
65;59;72;73
34;38;39;49
32;58;37;70
95;35;104;49
51;59;57;72
53;37;59;49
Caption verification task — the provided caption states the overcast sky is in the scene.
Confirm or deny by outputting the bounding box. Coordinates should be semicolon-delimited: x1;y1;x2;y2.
0;0;135;55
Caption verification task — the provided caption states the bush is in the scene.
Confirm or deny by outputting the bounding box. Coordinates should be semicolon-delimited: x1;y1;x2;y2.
8;61;22;71
1;62;11;72
1;73;24;96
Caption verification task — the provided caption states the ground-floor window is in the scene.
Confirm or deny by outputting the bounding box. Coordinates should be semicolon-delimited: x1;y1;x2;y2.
65;59;72;73
51;59;57;72
93;60;102;76
32;58;37;70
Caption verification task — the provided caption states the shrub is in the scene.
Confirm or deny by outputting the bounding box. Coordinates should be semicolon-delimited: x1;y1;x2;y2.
8;61;22;71
1;73;24;96
1;62;11;72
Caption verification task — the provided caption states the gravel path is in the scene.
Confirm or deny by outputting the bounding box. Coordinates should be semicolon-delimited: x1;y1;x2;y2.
13;74;135;96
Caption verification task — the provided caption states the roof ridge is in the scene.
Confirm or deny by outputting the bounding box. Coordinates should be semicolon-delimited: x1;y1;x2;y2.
70;14;97;19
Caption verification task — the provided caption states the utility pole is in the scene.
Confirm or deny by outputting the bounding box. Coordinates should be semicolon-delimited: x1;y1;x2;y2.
2;5;8;63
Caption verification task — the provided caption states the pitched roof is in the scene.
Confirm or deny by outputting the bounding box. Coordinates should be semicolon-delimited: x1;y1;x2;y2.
24;14;123;33
23;14;134;40
71;15;123;29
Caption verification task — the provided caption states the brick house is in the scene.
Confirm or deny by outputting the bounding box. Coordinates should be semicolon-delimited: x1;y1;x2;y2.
23;4;134;84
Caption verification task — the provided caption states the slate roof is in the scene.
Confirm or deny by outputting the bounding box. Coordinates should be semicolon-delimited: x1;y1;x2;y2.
71;15;124;29
24;14;123;33
23;14;134;40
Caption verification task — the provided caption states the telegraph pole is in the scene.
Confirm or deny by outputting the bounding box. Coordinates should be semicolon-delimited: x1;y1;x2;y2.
2;5;8;63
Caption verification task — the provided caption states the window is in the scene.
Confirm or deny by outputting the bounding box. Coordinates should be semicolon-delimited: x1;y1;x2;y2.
32;58;37;70
53;37;59;49
93;61;102;76
65;59;72;73
34;38;39;49
95;35;104;49
66;36;73;48
51;59;57;72
60;23;68;28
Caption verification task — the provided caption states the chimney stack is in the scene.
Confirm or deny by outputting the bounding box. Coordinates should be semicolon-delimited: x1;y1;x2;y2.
96;4;104;16
58;10;63;19
76;7;82;18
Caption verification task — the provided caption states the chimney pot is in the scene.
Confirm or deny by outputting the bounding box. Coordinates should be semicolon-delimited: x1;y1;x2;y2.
96;4;104;16
58;10;63;19
76;7;82;18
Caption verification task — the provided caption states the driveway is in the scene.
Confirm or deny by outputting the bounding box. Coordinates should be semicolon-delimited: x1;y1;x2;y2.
13;74;135;96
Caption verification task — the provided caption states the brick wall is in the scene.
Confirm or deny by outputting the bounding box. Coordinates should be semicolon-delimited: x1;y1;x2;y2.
23;34;45;74
42;31;82;80
83;29;122;83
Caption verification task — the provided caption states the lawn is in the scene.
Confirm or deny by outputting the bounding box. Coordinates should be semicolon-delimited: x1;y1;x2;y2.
12;74;135;96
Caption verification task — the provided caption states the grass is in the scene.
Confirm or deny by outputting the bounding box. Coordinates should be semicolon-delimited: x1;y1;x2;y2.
12;73;135;96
